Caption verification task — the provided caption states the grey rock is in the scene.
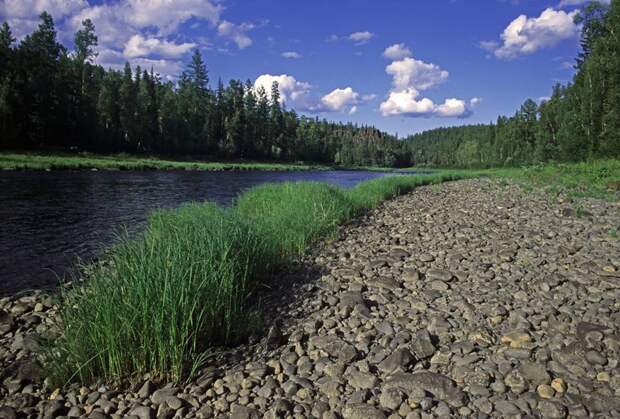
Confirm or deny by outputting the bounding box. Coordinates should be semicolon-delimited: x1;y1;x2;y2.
230;404;260;419
0;309;15;335
412;330;436;360
537;400;568;418
378;348;414;374
137;380;155;398
129;405;154;419
342;404;387;419
519;361;550;385
0;407;17;419
384;372;467;407
347;369;378;390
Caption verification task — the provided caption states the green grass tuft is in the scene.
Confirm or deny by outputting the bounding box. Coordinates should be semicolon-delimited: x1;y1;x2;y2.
46;173;468;385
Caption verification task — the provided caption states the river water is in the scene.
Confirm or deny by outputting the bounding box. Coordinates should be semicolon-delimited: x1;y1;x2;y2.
0;169;409;295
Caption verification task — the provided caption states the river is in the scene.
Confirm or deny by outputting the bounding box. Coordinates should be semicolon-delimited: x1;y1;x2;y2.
0;169;411;295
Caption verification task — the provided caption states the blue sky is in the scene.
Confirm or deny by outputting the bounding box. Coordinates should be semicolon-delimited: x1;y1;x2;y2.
0;0;603;136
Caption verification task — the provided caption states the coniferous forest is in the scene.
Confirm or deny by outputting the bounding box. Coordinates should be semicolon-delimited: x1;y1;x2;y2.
0;13;406;167
404;1;620;168
0;1;619;169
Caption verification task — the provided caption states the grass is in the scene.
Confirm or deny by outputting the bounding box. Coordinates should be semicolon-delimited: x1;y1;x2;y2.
45;172;467;386
402;160;620;201
42;160;618;385
0;152;327;172
487;160;620;201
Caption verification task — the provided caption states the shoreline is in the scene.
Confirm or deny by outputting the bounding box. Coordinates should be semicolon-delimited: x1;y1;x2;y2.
1;178;619;418
0;152;333;172
0;152;413;173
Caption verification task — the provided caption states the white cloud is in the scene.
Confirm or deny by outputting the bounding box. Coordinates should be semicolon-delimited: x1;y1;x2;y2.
0;0;249;78
254;74;311;105
434;98;468;117
380;88;435;117
558;0;609;7
379;89;477;118
124;0;222;34
123;34;195;59
489;8;580;59
1;0;88;38
281;51;302;59
129;57;184;80
479;40;499;52
321;87;359;112
383;43;412;60
254;75;372;114
380;52;477;118
95;48;183;80
1;0;87;19
386;57;449;91
217;20;254;50
348;31;374;44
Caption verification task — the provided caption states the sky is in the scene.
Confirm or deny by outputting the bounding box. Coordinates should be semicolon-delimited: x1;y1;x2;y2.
0;0;607;136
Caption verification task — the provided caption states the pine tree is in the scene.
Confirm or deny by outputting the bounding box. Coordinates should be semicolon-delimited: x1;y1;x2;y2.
74;19;98;65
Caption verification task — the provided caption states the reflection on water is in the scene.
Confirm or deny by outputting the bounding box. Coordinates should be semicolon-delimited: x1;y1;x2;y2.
0;169;405;295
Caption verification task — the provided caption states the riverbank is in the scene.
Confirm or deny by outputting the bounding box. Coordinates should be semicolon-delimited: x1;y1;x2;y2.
1;177;618;418
0;152;331;172
402;160;620;201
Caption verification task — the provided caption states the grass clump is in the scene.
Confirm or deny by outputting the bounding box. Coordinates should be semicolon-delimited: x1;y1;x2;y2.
48;203;272;384
236;182;353;260
47;173;465;385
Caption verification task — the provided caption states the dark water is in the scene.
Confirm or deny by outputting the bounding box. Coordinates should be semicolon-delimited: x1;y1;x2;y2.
0;169;404;296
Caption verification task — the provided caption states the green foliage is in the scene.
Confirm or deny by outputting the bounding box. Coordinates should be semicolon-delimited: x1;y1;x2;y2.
47;173;465;385
488;159;620;200
48;203;272;384
0;152;327;171
0;15;408;167
236;182;352;259
403;1;619;169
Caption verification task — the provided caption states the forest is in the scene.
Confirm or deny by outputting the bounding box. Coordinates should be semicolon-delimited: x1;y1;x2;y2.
0;1;618;169
0;14;407;167
404;1;620;168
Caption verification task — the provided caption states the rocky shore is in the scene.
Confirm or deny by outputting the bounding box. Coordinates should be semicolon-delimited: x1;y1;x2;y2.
1;178;619;418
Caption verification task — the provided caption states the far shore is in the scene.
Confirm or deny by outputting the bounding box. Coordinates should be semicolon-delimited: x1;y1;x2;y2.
0;152;342;172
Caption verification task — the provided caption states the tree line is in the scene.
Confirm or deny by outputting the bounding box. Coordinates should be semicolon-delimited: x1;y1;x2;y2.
1;2;617;169
404;1;619;168
0;13;408;167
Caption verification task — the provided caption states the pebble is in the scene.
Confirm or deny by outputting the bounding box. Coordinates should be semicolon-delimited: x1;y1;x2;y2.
1;179;618;418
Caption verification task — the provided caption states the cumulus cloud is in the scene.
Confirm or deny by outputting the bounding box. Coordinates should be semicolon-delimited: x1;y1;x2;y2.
379;52;477;118
383;43;412;60
254;74;312;106
484;8;580;59
380;89;478;118
386;57;449;91
348;31;374;44
1;0;88;37
217;20;254;50
380;88;435;117
281;51;302;59
123;34;196;59
123;0;222;34
321;87;360;113
2;0;87;19
253;75;372;114
1;0;252;78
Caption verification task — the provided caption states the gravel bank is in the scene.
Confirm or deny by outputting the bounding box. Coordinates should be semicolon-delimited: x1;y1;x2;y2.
1;178;619;418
